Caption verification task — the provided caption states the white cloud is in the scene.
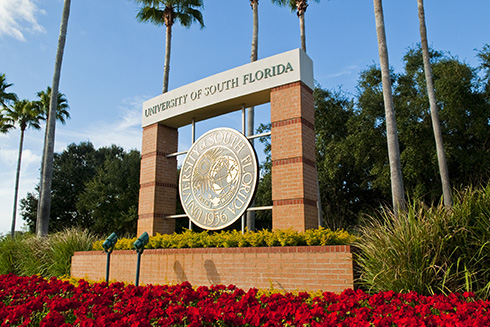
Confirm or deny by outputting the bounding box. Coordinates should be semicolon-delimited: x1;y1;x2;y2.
322;65;360;79
57;96;144;151
0;0;46;41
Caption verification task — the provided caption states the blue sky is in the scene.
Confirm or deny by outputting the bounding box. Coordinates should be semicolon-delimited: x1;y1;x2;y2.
1;0;489;235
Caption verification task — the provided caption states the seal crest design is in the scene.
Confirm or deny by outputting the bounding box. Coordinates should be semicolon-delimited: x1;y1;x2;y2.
179;128;258;230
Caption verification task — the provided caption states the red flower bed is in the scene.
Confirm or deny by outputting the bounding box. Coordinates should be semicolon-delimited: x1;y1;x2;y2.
1;274;489;326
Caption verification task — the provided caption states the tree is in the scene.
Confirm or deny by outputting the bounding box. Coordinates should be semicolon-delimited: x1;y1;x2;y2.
315;86;388;228
253;123;273;230
21;143;141;235
372;0;405;214
0;113;13;134
246;0;259;231
135;0;204;93
77;149;141;235
417;0;452;207
271;0;319;52
22;142;104;232
477;44;490;97
4;99;43;238
0;74;17;134
37;0;72;237
381;45;489;204
34;87;70;223
429;55;489;188
0;74;18;109
0;74;18;134
35;87;70;123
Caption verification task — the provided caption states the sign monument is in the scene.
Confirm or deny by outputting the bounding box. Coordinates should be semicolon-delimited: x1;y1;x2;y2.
138;49;319;235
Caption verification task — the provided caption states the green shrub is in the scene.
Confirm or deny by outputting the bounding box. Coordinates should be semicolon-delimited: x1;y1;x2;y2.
356;184;490;298
92;227;356;251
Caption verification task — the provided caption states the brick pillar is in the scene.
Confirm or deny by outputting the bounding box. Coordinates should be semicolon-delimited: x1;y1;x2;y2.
270;81;318;231
137;123;178;236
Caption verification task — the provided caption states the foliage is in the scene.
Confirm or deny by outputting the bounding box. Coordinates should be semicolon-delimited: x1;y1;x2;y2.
48;228;96;277
20;142;140;236
135;0;205;28
0;73;17;109
92;227;355;251
1;274;490;326
0;236;21;275
253;123;273;230
0;73;18;133
356;183;490;298
0;228;96;278
477;44;490;95
271;0;320;14
315;86;387;228
3;99;43;133
306;45;490;228
34;86;70;123
77;149;141;235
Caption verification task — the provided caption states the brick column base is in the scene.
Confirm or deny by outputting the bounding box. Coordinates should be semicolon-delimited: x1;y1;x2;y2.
271;82;318;231
137;123;178;236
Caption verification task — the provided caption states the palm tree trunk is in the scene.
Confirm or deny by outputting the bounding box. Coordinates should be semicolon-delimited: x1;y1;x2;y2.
163;24;172;93
251;1;258;63
417;0;453;207
299;12;306;52
11;129;25;238
246;0;259;231
36;125;47;224
373;0;406;214
37;0;71;237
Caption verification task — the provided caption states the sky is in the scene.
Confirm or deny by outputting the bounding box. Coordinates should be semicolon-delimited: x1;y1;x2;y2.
0;0;489;235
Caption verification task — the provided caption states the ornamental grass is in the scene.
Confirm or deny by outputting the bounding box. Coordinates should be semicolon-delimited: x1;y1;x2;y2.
0;228;96;278
356;184;490;299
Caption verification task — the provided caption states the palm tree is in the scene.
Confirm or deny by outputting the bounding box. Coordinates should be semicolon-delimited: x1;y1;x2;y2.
35;87;70;231
246;0;259;231
0;74;17;134
35;87;70;123
271;0;319;52
135;0;205;93
37;0;71;237
417;0;452;207
372;0;405;214
4;99;43;238
250;0;259;63
0;113;14;134
0;73;18;109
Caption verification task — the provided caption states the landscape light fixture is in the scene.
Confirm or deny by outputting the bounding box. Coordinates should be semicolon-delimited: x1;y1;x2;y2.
134;231;149;286
102;232;118;283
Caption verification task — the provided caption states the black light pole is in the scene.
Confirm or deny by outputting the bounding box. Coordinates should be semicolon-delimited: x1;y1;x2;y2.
133;232;149;286
102;233;118;283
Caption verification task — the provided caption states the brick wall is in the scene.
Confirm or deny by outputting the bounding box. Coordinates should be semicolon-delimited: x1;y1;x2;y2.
71;246;353;293
271;82;319;231
138;123;178;235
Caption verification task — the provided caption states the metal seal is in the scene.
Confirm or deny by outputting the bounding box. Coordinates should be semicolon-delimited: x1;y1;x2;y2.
179;127;258;230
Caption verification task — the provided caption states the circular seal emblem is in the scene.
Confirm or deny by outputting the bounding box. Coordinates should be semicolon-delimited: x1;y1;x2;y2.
179;128;258;230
